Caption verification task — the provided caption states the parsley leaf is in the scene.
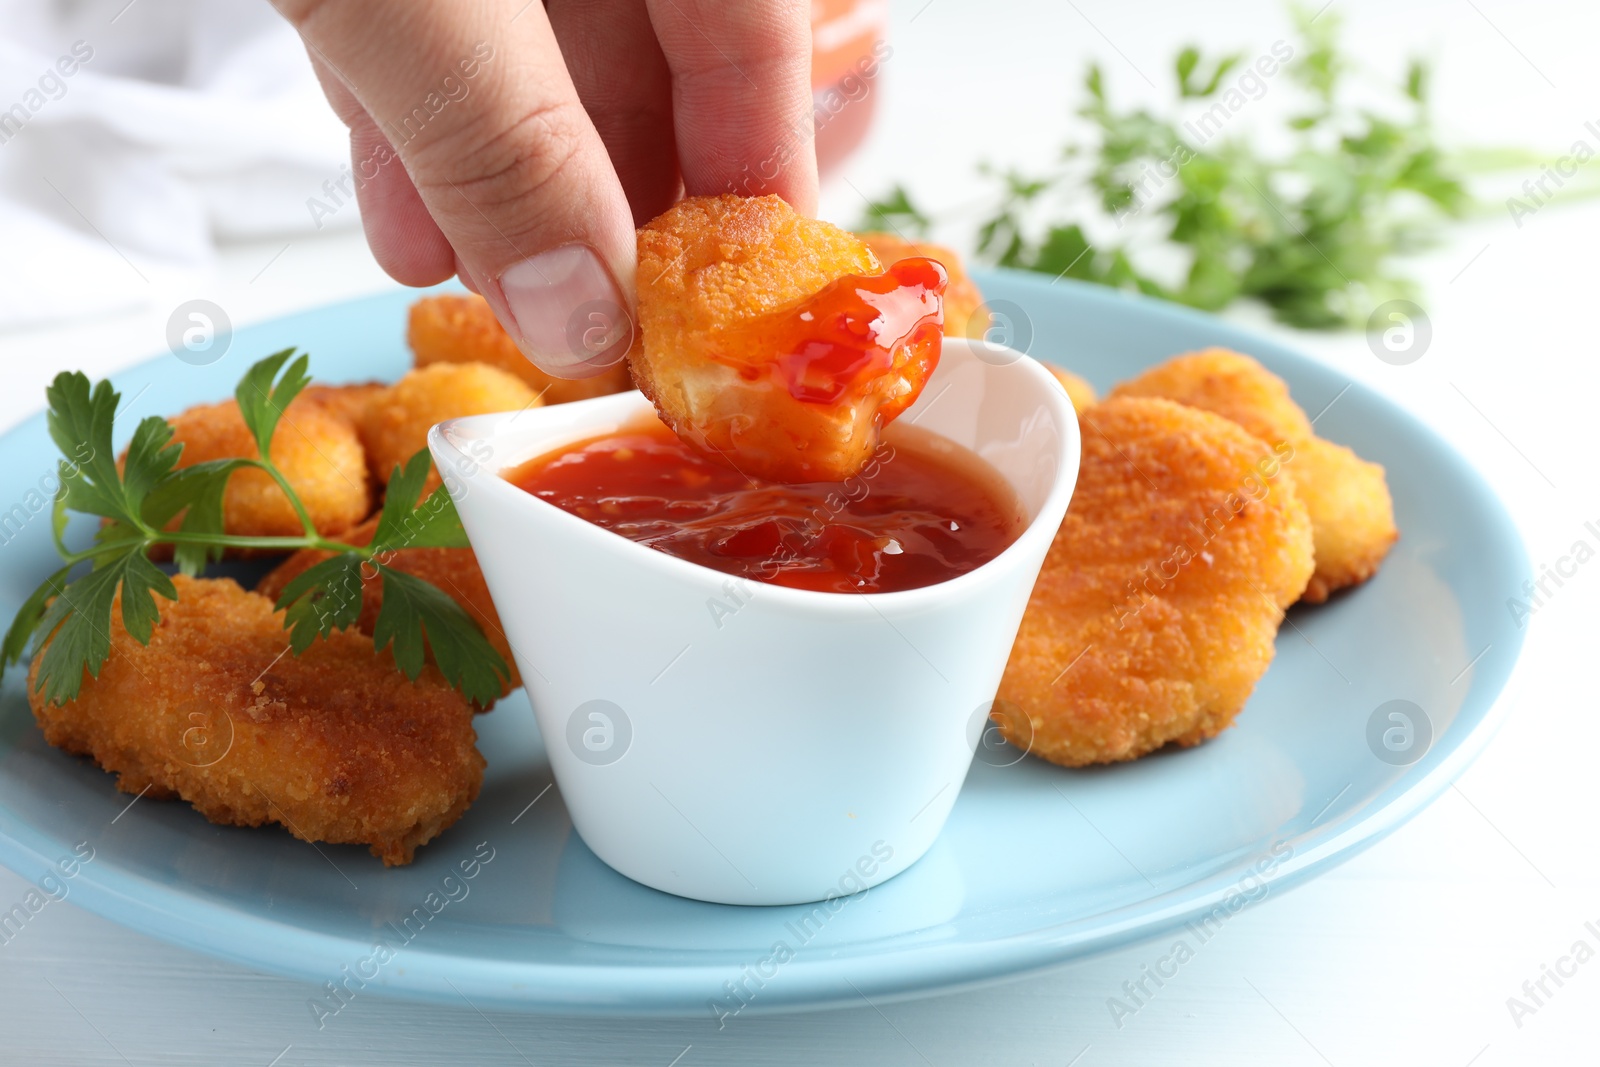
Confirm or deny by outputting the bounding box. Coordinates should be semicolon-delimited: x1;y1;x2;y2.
370;564;508;708
857;3;1494;329
370;450;471;553
45;373;144;526
9;349;511;709
29;546;176;706
277;553;368;653
235;349;311;459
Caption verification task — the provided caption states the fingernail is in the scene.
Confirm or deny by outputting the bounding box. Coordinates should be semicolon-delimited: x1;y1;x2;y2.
500;244;634;379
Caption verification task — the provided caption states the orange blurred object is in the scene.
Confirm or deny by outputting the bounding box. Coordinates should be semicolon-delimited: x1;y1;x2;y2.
811;0;889;174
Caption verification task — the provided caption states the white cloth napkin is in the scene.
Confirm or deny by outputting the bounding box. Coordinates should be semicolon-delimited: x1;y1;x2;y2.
0;0;354;330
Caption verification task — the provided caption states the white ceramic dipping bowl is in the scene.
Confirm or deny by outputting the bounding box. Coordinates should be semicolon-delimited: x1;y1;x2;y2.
430;338;1080;905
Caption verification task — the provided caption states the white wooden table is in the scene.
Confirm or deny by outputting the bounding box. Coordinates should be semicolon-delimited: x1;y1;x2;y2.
1;0;1595;1062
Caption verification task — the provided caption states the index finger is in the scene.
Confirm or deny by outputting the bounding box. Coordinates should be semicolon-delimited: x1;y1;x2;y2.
645;0;818;214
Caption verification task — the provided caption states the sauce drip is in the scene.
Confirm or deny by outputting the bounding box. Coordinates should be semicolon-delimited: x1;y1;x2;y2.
754;256;946;415
507;420;1021;594
677;257;948;484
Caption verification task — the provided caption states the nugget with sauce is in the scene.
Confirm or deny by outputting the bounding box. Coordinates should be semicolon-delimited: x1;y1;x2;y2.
997;398;1313;766
1110;349;1397;603
28;576;483;865
357;362;540;485
408;293;633;405
165;396;369;538
257;516;521;704
856;232;987;340
631;194;948;483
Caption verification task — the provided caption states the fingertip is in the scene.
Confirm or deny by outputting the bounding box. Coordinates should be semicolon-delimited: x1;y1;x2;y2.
348;123;457;286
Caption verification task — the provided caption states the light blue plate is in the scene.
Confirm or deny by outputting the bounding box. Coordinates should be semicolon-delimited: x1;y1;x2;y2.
0;272;1528;1015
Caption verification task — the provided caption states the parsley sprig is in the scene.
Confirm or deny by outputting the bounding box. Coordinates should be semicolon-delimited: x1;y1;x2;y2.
2;350;509;708
860;5;1482;328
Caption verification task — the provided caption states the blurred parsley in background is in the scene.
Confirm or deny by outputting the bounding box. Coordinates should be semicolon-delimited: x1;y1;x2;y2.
861;5;1482;329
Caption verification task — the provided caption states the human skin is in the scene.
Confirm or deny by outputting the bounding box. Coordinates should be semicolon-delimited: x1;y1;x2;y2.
274;0;820;380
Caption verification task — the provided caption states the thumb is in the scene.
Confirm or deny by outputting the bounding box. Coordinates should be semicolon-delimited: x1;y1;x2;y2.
279;0;636;378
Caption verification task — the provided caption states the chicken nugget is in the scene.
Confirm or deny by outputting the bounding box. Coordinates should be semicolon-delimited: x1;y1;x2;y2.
1110;348;1397;601
1293;437;1398;603
632;194;947;483
166;396;369;538
1111;348;1313;446
857;232;988;339
998;398;1313;766
299;381;389;430
358;362;540;484
408;294;634;405
1044;363;1098;413
256;517;520;704
28;576;483;865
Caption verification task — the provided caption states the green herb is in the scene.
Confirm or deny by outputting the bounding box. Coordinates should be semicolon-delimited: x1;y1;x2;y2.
860;4;1478;328
1;350;509;707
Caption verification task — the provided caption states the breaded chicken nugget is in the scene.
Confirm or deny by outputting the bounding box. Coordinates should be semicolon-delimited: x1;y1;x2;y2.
167;396;369;538
28;576;483;865
358;362;540;484
256;517;521;704
1044;363;1098;413
998;398;1313;766
1110;348;1313;445
299;381;389;430
408;294;633;405
1293;437;1398;603
632;194;947;483
857;232;988;339
1110;349;1397;601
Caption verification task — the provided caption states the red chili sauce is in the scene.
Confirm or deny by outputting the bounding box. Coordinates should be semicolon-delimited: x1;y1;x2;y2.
680;256;947;485
506;420;1023;594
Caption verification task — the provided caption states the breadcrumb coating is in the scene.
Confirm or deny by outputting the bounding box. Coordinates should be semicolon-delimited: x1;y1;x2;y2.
998;398;1314;766
165;397;369;538
28;576;483;865
357;362;540;485
408;293;633;405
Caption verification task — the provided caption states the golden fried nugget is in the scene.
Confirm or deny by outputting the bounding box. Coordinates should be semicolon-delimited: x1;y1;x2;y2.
1044;364;1098;413
358;362;540;485
257;517;521;704
1110;348;1397;601
1293;437;1398;603
857;232;987;339
632;194;946;483
1111;348;1313;446
299;382;389;430
997;398;1313;766
408;294;633;405
28;576;483;865
166;396;369;538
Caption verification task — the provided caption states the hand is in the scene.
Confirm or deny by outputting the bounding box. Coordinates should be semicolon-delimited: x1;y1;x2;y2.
275;0;819;379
